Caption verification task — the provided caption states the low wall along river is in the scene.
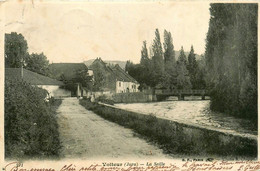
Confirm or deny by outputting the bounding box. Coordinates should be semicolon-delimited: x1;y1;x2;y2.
91;101;257;159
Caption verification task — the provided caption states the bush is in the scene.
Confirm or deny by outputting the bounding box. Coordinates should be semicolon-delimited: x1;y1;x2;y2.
5;78;62;159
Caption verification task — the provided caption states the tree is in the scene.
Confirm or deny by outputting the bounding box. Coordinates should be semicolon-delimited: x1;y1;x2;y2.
125;60;134;73
5;32;29;68
92;66;105;91
176;47;191;89
25;53;50;76
73;68;93;89
163;30;176;74
187;45;198;88
151;29;164;86
178;46;188;66
163;30;177;89
195;55;206;89
140;41;149;66
205;3;257;120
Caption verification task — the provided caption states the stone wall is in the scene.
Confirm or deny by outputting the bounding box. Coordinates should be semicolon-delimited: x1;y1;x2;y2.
112;92;157;103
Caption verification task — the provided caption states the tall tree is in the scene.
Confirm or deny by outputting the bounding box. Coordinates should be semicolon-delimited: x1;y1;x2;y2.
140;41;149;66
163;30;177;89
151;29;164;87
5;32;29;68
195;55;206;89
176;47;191;89
125;60;134;73
187;45;198;88
92;66;105;91
163;30;176;73
205;3;257;120
178;46;188;66
25;53;50;76
152;29;164;73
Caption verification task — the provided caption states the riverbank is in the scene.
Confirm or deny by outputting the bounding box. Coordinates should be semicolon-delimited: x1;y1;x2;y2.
79;99;257;160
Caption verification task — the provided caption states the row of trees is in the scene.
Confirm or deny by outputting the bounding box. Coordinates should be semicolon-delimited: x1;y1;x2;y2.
205;3;257;120
125;29;206;90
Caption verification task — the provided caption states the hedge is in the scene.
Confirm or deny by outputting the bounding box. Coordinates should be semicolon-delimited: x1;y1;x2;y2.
5;78;62;159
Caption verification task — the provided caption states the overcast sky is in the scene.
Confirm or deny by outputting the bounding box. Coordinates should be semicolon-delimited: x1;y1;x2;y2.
4;1;210;63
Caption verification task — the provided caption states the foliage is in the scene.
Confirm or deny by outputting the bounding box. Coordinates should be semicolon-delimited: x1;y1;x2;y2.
72;68;93;89
151;29;164;86
126;62;151;89
187;46;206;89
125;60;134;74
178;46;188;66
140;41;149;66
5;78;62;159
5;32;29;68
25;53;50;76
163;30;176;74
59;67;92;94
205;3;257;119
5;32;53;78
176;47;191;89
92;65;106;91
195;56;207;89
126;29;205;90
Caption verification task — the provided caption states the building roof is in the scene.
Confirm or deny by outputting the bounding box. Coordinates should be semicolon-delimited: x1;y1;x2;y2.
49;63;88;80
5;68;64;86
111;64;138;83
89;57;139;84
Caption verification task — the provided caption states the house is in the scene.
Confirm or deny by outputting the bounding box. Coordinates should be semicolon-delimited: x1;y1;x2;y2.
112;64;139;93
88;58;139;94
49;63;90;97
5;68;71;98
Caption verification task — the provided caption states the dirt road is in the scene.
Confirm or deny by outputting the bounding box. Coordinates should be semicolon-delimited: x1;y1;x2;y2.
57;98;171;159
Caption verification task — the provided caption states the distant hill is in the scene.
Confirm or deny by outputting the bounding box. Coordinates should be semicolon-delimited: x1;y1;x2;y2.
174;50;203;61
84;52;203;70
84;59;127;70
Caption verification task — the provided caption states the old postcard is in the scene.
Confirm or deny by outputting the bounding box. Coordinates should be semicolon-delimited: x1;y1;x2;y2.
0;0;259;170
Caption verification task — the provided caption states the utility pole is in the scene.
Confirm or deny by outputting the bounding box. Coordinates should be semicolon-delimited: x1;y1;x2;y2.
21;64;23;79
21;56;23;79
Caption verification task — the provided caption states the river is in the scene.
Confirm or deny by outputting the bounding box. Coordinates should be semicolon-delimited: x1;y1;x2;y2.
115;100;257;136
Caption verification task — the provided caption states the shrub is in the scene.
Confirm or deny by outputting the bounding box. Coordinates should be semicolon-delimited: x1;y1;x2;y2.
5;78;62;159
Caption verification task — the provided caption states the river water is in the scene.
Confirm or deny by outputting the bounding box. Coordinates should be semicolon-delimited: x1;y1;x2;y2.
115;100;257;136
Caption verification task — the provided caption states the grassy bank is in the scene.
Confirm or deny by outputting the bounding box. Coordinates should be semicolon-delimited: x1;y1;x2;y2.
5;79;62;159
79;99;257;159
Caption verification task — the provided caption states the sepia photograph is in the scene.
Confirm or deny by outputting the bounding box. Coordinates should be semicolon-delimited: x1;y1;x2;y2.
1;0;258;168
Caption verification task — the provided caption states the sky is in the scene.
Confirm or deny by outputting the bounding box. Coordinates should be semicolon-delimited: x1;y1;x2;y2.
4;0;211;63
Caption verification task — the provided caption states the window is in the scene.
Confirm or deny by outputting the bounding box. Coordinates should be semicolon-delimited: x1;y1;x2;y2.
119;82;121;87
